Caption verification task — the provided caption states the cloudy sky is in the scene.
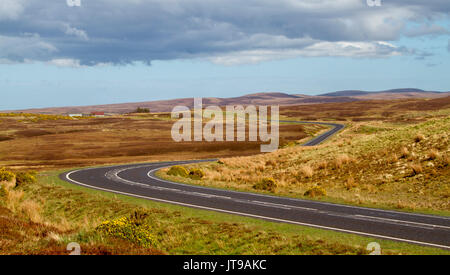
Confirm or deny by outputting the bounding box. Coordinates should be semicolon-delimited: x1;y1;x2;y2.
1;0;449;109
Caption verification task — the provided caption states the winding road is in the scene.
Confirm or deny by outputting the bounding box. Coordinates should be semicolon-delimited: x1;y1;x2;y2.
60;121;450;250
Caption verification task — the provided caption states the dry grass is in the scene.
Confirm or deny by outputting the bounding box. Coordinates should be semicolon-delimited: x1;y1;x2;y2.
334;154;353;169
428;149;440;160
299;165;314;178
165;113;450;213
414;133;425;143
345;176;357;190
280;96;450;122
316;160;328;170
400;147;410;159
20;200;43;223
409;163;423;176
388;153;399;164
0;115;320;170
5;188;24;211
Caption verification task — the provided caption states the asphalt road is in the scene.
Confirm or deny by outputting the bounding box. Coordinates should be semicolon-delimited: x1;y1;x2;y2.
60;122;450;250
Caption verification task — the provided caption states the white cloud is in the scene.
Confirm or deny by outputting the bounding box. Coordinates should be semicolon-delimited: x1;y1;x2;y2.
47;58;83;68
209;41;404;65
0;0;25;21
0;0;449;65
64;24;89;40
0;34;57;62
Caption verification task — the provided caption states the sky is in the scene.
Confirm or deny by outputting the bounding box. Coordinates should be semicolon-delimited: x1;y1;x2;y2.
1;0;449;110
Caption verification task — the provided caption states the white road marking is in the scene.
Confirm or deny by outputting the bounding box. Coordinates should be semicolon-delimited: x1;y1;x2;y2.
251;200;292;210
354;215;450;230
251;200;317;211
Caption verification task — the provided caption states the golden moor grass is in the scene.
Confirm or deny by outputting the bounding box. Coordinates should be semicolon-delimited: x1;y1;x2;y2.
5;189;24;211
316;160;328;170
414;133;425;143
400;146;410;158
444;155;450;166
299;165;314;178
409;163;423;176
407;152;418;162
388;153;399;164
265;160;276;167
428;149;440;160
345;176;357;190
20;200;43;223
334;154;353;169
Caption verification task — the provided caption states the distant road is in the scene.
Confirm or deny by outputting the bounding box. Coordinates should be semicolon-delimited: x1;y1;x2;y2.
279;121;345;146
61;122;450;250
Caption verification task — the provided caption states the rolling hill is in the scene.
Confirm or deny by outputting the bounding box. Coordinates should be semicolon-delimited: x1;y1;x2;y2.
4;89;449;114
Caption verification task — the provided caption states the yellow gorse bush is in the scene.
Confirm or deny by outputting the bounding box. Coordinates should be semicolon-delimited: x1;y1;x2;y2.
96;216;157;248
0;167;15;182
167;165;189;177
0;113;82;121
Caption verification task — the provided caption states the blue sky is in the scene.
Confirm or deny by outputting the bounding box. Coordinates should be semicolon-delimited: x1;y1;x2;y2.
1;0;449;110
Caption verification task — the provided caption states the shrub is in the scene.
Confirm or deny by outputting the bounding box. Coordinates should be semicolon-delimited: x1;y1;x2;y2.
304;186;327;198
96;216;156;248
167;166;189;177
334;154;352;169
414;133;425;143
444;155;450;166
0;185;8;198
20;200;42;223
129;208;150;226
299;165;314;178
189;168;205;180
407;152;418;161
399;147;410;159
15;171;37;186
253;178;277;192
0;168;15;182
428;149;440;160
316;161;328;170
388;153;399;164
409;163;423;176
135;107;150;113
345;176;357;190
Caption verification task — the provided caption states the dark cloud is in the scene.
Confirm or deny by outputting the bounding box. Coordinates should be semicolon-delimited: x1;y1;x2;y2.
0;0;449;65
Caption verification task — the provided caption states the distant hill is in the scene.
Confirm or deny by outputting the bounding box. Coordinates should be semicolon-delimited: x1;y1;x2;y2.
7;93;356;114
319;88;447;100
4;89;449;114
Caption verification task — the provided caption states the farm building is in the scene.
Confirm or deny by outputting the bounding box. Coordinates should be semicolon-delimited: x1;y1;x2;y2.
68;114;83;118
91;112;105;117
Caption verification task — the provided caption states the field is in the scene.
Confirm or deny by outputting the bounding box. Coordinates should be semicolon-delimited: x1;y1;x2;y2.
161;97;450;215
0;112;323;170
1;97;449;255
